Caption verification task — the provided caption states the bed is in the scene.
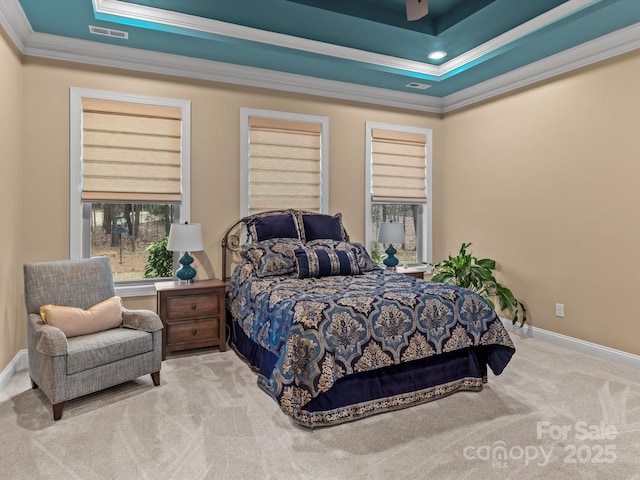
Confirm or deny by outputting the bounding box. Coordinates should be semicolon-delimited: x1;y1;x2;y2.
223;209;515;427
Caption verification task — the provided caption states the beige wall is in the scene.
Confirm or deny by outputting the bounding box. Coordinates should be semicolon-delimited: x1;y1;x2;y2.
2;26;639;372
20;59;441;263
5;55;441;371
0;28;24;372
441;50;640;354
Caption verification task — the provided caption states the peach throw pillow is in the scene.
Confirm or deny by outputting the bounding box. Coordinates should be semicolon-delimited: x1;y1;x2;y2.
40;296;123;338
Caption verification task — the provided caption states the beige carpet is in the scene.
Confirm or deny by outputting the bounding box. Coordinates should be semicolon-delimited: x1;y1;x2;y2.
1;334;640;480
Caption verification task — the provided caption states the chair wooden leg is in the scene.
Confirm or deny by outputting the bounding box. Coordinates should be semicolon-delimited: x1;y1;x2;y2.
151;371;160;386
30;377;38;389
52;402;64;421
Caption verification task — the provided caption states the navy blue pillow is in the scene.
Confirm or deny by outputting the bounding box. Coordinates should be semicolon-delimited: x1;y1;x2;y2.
248;213;300;242
306;239;381;272
295;246;361;278
301;213;345;241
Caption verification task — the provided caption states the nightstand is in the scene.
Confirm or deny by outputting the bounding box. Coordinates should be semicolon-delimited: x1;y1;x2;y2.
385;266;429;279
155;279;227;360
399;267;424;279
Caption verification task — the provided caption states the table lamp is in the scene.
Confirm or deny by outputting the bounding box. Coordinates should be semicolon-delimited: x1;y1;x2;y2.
167;222;204;283
377;222;405;270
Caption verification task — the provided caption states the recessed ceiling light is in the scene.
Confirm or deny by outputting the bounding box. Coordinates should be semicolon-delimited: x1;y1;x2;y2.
406;82;430;90
427;51;447;60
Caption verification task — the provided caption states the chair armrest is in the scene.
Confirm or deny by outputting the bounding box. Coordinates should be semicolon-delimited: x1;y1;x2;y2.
122;308;164;332
29;313;69;356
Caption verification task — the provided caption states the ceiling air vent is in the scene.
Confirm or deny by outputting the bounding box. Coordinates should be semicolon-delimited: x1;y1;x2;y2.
406;82;430;90
89;25;129;40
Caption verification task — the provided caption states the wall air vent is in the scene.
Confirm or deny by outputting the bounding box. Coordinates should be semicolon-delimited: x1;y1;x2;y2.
406;82;430;90
89;25;129;39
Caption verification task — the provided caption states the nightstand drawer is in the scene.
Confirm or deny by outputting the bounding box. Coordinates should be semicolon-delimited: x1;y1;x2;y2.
166;294;219;320
402;271;424;279
167;318;219;344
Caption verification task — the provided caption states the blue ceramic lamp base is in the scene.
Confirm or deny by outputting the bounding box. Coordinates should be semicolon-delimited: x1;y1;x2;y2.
176;251;197;283
383;244;400;270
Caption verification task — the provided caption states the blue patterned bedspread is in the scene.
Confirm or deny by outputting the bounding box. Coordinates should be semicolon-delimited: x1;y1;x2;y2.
227;261;515;425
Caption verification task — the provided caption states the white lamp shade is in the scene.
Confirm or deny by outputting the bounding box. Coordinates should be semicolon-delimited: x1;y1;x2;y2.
377;222;405;245
167;223;204;252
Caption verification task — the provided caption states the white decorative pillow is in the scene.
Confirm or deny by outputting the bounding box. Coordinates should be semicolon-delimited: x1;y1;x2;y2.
40;296;123;338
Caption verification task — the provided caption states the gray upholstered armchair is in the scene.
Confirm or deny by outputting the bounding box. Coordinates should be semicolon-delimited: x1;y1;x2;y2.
23;257;163;420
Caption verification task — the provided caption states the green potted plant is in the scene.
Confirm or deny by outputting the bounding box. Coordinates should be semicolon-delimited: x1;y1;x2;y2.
431;242;527;326
144;236;173;278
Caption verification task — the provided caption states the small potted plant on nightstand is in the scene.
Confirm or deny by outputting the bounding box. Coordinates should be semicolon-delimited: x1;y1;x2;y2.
431;242;527;327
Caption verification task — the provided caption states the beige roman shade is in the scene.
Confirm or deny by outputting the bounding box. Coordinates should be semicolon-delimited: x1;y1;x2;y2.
81;98;182;203
248;116;322;214
371;128;427;203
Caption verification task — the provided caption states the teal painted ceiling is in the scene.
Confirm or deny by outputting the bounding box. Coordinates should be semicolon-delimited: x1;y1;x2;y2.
10;0;640;107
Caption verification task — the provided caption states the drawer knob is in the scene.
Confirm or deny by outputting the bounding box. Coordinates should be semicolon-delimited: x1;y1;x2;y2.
192;328;197;336
191;303;197;310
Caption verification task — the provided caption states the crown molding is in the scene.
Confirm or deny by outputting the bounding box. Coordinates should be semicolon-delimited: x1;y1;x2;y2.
93;0;597;80
437;0;597;77
1;0;638;114
92;0;440;78
22;31;444;113
0;0;30;51
442;22;640;113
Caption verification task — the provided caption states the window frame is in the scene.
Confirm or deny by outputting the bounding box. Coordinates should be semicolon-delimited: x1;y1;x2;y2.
365;121;432;267
240;107;329;217
69;87;191;297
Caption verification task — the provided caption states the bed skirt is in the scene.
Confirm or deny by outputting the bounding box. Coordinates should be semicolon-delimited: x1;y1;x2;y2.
229;318;508;427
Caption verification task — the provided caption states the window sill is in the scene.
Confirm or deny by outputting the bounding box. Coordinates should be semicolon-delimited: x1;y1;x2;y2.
380;264;433;274
115;282;162;298
411;264;433;274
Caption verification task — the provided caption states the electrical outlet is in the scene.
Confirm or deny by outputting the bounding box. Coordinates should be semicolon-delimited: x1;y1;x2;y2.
555;303;565;318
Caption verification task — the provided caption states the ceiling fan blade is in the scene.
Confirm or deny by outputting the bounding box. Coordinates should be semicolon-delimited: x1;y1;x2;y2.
406;0;428;21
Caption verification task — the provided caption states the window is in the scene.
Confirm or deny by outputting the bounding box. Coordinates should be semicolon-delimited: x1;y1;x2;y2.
365;122;432;266
240;108;329;216
70;88;191;296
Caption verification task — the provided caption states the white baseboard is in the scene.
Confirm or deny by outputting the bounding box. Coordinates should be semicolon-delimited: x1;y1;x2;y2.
1;324;639;396
501;319;640;371
0;349;28;394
